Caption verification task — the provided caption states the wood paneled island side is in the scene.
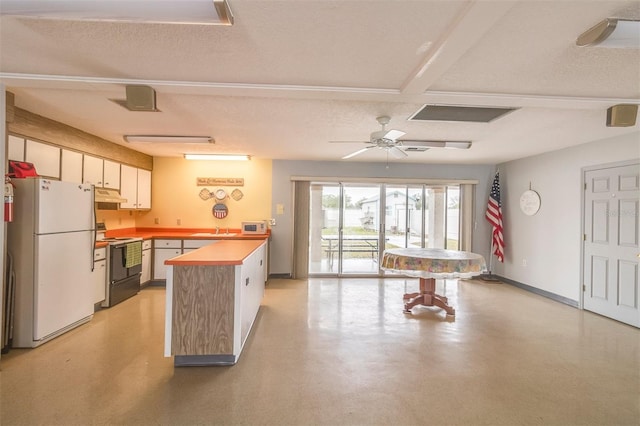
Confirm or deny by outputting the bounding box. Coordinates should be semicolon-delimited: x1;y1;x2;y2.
164;239;267;366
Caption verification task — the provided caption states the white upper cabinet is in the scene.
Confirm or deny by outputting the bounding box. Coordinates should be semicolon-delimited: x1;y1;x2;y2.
7;135;25;161
103;160;120;189
137;168;151;209
121;165;150;209
61;149;83;183
120;164;137;209
25;139;61;178
83;155;103;186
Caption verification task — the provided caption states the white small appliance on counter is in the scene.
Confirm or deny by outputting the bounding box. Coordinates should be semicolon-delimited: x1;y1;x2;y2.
241;220;268;234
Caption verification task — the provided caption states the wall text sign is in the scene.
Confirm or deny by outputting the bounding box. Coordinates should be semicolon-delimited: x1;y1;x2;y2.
196;177;244;186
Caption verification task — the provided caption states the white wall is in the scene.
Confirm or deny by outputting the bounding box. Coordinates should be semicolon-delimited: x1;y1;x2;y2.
495;132;640;302
270;160;494;275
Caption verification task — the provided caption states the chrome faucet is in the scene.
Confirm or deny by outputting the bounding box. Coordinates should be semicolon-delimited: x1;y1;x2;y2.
215;226;220;235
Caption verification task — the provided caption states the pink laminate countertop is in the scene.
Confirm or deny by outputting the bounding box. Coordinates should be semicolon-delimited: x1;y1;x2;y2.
165;239;265;266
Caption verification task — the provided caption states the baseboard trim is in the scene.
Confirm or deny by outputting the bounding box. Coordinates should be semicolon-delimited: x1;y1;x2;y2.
497;276;579;308
269;273;292;279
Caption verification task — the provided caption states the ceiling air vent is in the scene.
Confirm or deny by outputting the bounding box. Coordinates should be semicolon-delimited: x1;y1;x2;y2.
409;105;517;123
403;147;429;152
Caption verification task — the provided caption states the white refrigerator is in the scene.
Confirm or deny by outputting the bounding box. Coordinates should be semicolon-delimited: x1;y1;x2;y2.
8;178;95;348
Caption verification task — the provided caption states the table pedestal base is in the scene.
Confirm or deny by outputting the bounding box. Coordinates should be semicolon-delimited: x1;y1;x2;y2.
403;278;455;316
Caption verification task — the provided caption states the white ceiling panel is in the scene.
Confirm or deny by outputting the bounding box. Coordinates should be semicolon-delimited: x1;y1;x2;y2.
1;0;639;164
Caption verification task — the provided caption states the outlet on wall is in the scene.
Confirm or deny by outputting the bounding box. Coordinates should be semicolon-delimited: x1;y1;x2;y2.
154;218;159;224
522;259;527;267
177;219;181;226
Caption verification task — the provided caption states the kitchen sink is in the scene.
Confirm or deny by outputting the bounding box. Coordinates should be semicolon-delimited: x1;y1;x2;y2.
191;232;238;237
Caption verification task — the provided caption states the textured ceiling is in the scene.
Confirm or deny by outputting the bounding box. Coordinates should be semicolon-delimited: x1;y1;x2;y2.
1;0;639;164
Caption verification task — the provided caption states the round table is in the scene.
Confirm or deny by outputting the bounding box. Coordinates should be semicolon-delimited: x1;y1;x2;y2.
381;248;487;315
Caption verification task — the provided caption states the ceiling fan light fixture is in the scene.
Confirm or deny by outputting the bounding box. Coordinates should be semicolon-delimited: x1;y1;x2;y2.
124;135;214;144
576;18;640;48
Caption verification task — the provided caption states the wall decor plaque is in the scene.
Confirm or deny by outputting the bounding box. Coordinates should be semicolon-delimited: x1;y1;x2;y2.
197;177;244;186
231;188;243;201
212;203;229;219
199;188;212;200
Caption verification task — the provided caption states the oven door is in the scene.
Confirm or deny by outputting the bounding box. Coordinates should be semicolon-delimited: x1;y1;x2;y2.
110;244;128;282
109;242;142;282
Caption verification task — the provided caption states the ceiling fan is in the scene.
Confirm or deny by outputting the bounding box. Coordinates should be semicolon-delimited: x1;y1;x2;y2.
331;116;472;160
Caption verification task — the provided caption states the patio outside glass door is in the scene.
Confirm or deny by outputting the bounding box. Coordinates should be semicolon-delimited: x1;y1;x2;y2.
308;183;381;275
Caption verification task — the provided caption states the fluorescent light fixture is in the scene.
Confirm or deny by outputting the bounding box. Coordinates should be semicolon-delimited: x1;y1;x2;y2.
124;135;213;144
577;18;640;48
184;154;250;161
0;0;234;25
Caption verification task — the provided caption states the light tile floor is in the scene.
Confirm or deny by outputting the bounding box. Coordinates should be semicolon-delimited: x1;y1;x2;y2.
1;278;639;425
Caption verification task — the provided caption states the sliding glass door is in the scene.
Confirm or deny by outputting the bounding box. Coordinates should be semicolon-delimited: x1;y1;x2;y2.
308;182;461;276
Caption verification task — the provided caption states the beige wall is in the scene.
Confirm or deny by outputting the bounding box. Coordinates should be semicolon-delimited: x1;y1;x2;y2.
135;157;272;229
96;209;138;230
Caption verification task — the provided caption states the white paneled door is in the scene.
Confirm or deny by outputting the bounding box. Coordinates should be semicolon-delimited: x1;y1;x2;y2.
583;162;640;327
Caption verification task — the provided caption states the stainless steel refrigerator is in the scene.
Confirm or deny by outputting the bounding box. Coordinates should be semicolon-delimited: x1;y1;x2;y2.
8;178;95;348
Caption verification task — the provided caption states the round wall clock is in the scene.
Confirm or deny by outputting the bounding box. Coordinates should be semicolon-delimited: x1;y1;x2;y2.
519;190;541;216
214;189;227;200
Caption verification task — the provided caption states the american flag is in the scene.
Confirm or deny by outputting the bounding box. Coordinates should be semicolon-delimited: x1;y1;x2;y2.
486;171;505;262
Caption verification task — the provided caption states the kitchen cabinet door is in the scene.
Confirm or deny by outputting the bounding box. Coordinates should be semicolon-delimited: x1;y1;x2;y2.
103;160;120;189
83;155;103;186
25;139;61;178
120;164;137;209
61;149;83;183
7;135;25;161
153;248;182;280
141;248;151;285
239;243;265;347
91;248;107;305
137;168;151;209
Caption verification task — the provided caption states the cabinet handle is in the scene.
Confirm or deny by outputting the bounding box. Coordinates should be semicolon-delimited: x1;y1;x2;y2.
245;277;250;286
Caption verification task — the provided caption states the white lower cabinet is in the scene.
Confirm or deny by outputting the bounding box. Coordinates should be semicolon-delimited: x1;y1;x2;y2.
240;243;266;344
91;247;107;305
153;239;182;280
141;240;152;285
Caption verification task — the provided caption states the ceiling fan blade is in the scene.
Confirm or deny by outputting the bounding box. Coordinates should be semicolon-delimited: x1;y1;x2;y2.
399;140;472;149
383;129;406;140
389;146;408;159
342;146;374;159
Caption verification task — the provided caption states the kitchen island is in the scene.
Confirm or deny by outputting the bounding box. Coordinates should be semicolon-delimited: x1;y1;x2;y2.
164;239;267;366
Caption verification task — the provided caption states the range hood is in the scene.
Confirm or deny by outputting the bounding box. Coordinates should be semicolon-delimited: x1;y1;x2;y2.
94;188;127;203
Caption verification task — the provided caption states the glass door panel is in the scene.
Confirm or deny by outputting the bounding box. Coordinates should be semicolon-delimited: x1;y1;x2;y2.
341;185;381;274
309;183;340;274
384;186;424;251
446;186;460;250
